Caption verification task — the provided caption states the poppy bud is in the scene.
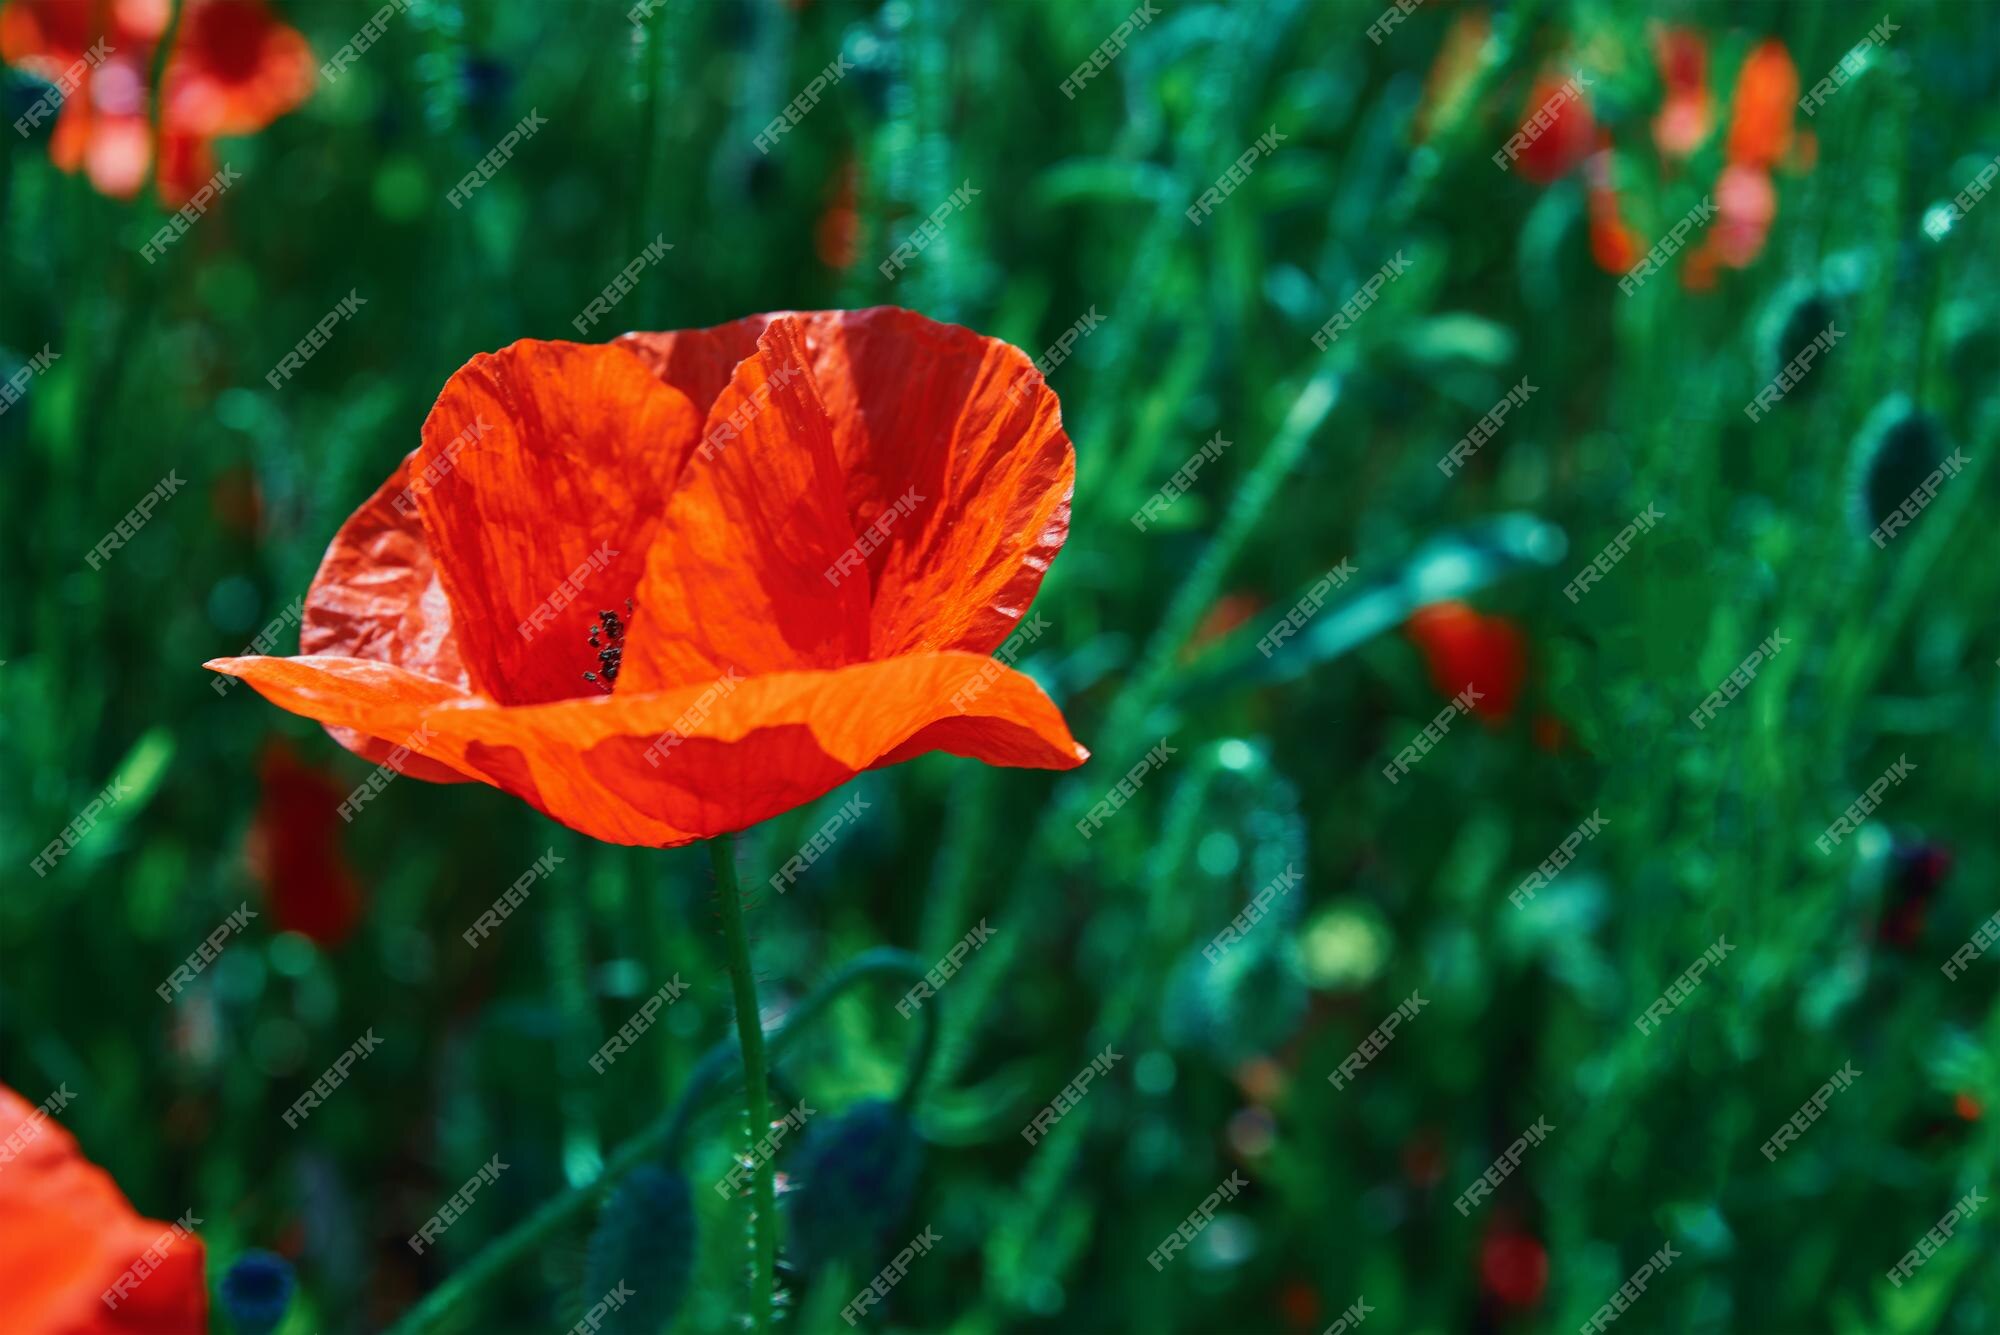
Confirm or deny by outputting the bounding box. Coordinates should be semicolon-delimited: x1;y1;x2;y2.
1771;289;1839;398
784;1099;923;1271
459;55;513;123
220;1249;295;1335
584;1165;694;1333
1848;397;1946;544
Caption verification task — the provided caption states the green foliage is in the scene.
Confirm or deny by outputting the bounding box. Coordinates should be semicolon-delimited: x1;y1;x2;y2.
5;0;2000;1331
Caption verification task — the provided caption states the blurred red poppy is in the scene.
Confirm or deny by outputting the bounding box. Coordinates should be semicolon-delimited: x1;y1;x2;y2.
248;739;365;947
1723;40;1798;170
0;0;311;204
1185;590;1264;660
1480;1226;1548;1308
1404;601;1524;722
1513;72;1596;185
1585;140;1639;275
1674;39;1810;288
208;309;1086;848
0;1083;208;1332
1650;25;1713;160
814;155;859;270
1706;161;1778;267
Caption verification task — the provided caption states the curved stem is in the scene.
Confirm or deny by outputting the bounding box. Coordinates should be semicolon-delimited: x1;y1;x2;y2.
710;834;775;1335
383;945;936;1335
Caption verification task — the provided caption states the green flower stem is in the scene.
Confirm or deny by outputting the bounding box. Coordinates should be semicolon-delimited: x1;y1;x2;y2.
383;945;935;1335
709;834;776;1335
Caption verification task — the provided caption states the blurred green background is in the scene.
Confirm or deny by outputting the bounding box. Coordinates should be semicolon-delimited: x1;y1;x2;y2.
7;0;2000;1330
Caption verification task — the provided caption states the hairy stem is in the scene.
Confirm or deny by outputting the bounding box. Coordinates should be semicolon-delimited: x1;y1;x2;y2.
710;833;776;1335
383;948;934;1335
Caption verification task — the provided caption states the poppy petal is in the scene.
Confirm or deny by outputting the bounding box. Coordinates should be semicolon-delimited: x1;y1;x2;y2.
294;456;479;778
161;0;315;139
207;651;1086;847
792;307;1073;659
620;316;873;692
302;455;474;689
204;654;477;787
410;340;704;706
0;0;112;68
0;1083;209;1333
622;308;1074;659
417;650;1088;846
153;129;217;208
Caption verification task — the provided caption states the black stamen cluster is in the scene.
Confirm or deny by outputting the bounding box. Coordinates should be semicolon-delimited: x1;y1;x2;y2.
583;598;637;690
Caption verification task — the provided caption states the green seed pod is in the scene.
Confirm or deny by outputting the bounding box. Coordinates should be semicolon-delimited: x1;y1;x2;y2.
1771;289;1839;399
583;1165;695;1334
784;1099;923;1271
1848;395;1945;543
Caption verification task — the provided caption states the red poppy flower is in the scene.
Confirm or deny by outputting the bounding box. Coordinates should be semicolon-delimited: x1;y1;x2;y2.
1512;72;1596;185
1184;590;1263;660
1650;24;1713;160
814;155;860;271
0;1083;209;1332
1723;40;1798;170
1479;1226;1548;1309
1705;160;1777;267
1585;140;1640;275
0;0;311;204
1404;601;1524;723
207;309;1087;848
248;738;365;947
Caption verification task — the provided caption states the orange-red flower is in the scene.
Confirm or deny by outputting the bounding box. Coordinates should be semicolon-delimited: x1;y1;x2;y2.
248;738;365;947
208;309;1087;848
0;0;311;204
1585;138;1639;275
1723;39;1798;170
1650;24;1713;160
1677;39;1805;286
0;1083;208;1332
1404;601;1524;723
814;155;860;271
1512;72;1596;185
1479;1224;1548;1309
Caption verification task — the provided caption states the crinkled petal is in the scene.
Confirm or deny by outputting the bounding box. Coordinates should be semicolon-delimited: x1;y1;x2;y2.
410;340;703;705
421;650;1087;846
301;455;473;689
295;455;478;779
619;307;1074;659
621;317;871;692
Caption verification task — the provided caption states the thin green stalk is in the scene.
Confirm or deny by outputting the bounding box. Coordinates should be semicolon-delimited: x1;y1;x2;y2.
710;833;776;1335
384;948;934;1335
